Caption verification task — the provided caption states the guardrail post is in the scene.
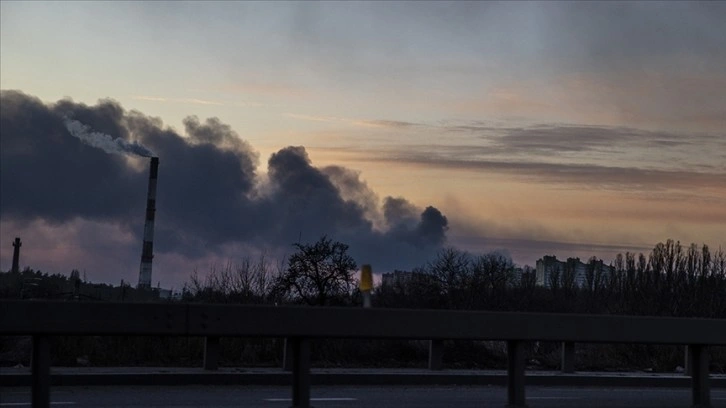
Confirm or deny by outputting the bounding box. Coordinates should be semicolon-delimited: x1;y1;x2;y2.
32;335;50;408
203;336;220;370
685;345;692;376
507;340;527;408
561;341;575;373
290;337;311;408
689;344;710;408
283;337;294;371
429;339;444;370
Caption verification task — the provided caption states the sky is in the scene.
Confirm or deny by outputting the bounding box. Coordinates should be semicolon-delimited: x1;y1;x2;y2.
1;1;725;289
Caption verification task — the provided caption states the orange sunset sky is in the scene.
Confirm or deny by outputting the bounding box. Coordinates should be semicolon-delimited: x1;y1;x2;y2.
1;2;724;288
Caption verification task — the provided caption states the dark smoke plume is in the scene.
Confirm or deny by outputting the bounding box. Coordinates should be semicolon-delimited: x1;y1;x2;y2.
0;90;448;276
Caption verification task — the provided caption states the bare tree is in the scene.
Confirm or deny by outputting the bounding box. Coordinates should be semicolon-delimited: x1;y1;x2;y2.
186;255;279;304
425;247;471;308
468;252;514;309
273;236;357;305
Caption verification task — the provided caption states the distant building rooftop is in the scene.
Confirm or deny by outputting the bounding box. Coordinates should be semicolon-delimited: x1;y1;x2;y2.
535;256;613;289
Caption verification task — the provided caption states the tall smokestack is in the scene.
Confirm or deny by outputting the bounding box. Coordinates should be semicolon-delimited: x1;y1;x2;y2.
138;157;159;289
11;237;21;273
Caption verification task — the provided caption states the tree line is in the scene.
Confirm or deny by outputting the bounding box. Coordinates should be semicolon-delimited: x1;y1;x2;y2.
174;237;726;373
1;237;724;372
181;237;726;320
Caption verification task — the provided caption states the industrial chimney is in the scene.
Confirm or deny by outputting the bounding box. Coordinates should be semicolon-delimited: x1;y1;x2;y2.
138;157;159;289
12;237;21;273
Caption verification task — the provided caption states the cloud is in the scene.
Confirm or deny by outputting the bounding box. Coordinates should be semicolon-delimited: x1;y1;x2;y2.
0;90;450;284
542;2;726;67
449;70;726;132
557;72;726;131
0;92;148;224
268;2;726;101
363;154;726;192
311;121;726;192
132;95;223;106
285;113;343;123
350;119;421;129
222;82;309;98
285;113;422;130
465;124;717;157
322;165;384;229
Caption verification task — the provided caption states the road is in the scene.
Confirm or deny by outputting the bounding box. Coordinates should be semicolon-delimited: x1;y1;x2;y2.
2;385;726;408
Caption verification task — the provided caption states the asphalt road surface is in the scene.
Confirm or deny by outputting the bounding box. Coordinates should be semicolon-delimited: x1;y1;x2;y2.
2;385;725;408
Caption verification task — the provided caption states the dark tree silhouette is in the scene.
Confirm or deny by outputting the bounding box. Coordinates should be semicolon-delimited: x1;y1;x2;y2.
274;235;357;305
425;247;471;308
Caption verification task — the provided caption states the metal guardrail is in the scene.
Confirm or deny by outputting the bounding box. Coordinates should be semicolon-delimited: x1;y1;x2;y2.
1;301;724;408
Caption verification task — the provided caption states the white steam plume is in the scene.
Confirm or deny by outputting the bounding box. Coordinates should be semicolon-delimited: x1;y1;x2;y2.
64;118;154;157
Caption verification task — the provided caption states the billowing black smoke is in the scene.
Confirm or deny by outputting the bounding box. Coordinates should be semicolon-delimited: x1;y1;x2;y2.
0;90;448;273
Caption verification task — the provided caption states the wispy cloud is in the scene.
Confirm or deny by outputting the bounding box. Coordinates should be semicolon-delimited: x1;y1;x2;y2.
285;113;422;129
444;68;726;133
132;95;224;106
381;155;725;190
309;119;725;172
284;113;345;123
223;82;309;98
313;144;726;193
350;119;422;129
457;123;717;154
